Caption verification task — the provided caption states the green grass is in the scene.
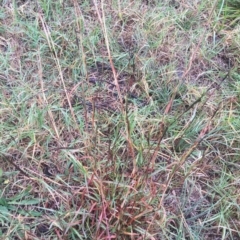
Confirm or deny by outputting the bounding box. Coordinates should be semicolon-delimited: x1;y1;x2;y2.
0;0;240;239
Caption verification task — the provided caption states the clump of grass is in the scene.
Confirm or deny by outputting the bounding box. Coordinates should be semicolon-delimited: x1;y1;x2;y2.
218;0;240;27
0;0;240;239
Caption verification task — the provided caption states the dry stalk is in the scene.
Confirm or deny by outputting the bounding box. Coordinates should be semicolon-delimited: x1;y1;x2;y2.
93;0;137;175
37;53;60;141
38;13;80;136
92;0;124;110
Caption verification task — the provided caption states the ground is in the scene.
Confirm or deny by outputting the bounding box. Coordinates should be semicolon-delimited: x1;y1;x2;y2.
0;0;240;239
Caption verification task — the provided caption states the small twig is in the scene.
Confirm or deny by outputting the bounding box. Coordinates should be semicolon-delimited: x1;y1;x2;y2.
1;154;30;178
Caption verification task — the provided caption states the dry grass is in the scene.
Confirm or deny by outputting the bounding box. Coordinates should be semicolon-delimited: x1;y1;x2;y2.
0;0;240;239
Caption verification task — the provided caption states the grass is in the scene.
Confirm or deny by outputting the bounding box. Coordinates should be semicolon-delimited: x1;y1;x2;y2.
0;0;240;239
